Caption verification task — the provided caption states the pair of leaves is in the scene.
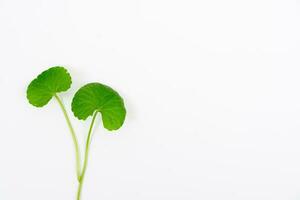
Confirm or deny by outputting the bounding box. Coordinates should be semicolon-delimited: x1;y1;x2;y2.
26;66;126;131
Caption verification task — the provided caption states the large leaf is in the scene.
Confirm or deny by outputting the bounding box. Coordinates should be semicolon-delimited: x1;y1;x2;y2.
71;83;126;131
26;66;72;107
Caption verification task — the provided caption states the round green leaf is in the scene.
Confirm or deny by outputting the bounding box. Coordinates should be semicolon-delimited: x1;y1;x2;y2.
26;66;72;107
71;82;126;131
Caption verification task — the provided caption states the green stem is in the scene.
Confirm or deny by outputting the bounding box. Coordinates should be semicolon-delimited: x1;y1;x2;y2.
77;111;98;200
54;94;81;181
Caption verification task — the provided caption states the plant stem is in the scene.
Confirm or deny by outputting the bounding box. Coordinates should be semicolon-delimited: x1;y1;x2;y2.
77;111;98;200
54;94;81;181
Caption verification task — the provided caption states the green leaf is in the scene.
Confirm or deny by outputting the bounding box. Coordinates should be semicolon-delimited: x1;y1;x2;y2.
71;83;126;131
26;66;72;107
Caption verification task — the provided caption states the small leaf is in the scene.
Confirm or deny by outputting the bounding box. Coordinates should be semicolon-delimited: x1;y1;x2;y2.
26;66;72;107
71;83;126;131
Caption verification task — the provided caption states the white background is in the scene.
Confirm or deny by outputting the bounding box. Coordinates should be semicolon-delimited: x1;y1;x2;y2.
0;0;300;199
